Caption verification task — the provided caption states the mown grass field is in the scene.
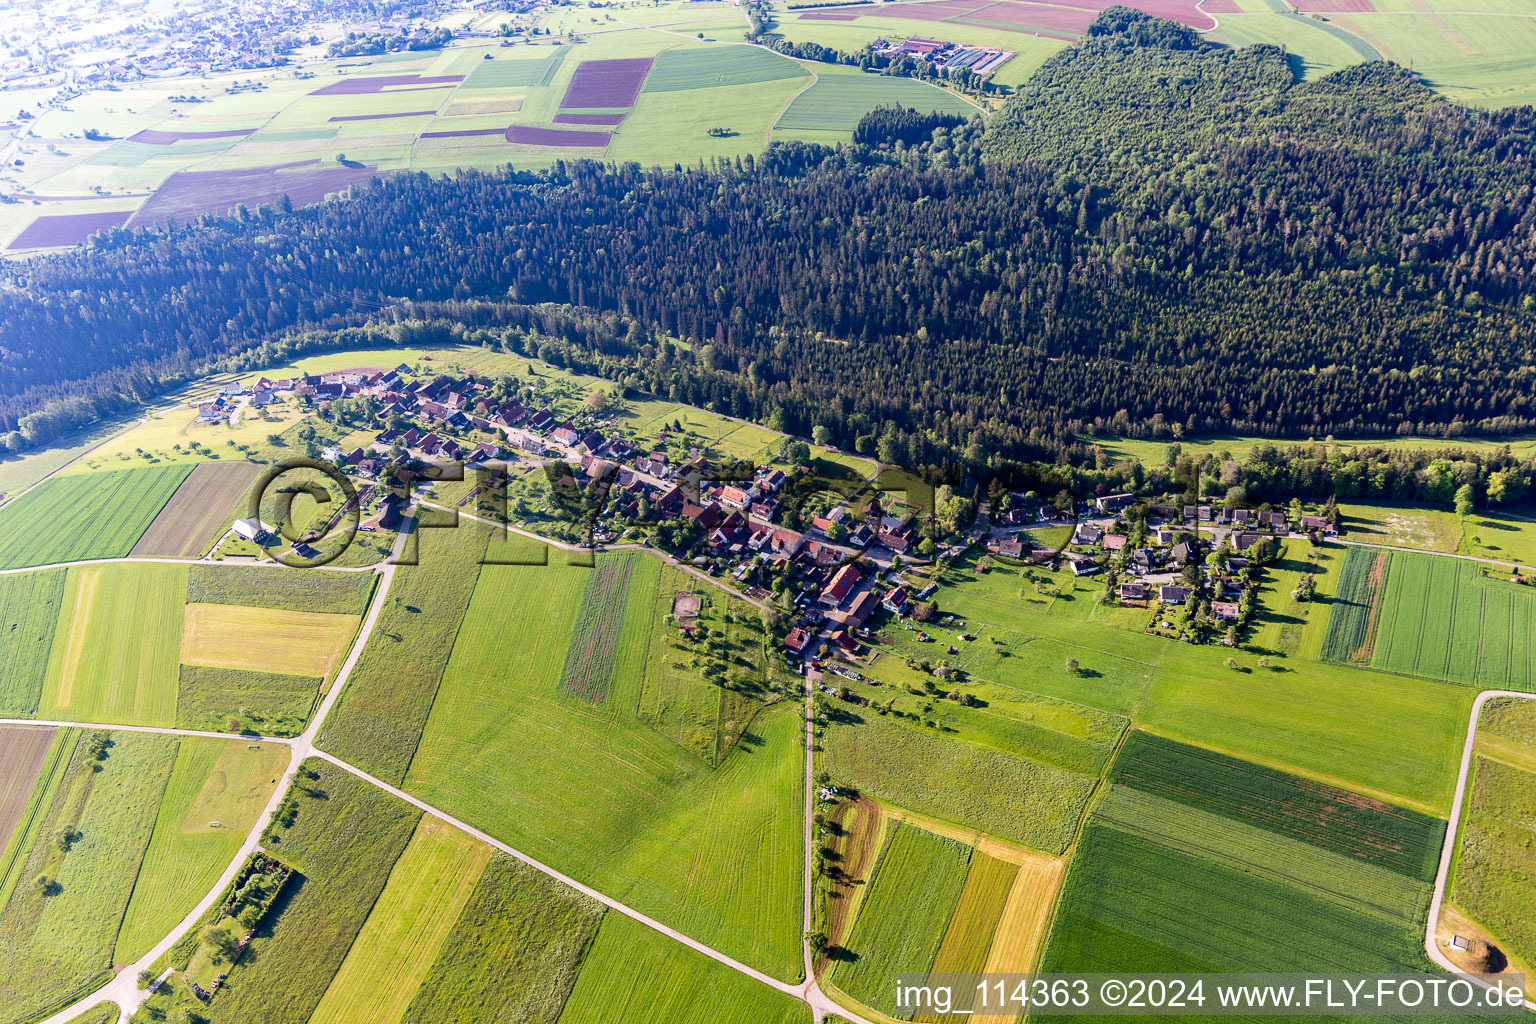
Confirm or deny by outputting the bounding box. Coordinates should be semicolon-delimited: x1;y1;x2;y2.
318;523;490;785
820;708;1096;854
0;465;190;568
405;555;803;980
39;563;187;727
833;823;973;1019
114;738;287;961
129;460;262;558
175;665;323;736
0;726;57;862
311;817;493;1024
134;759;421;1024
401;853;605;1024
555;911;810;1024
0;731;177;1024
0;569;68;714
180;602;359;680
186;563;377;615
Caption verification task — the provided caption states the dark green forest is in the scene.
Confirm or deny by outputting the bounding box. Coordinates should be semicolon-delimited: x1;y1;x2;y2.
3;9;1534;464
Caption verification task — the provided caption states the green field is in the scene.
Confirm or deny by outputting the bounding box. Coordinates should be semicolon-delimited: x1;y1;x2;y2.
39;563;187;727
114;738;288;961
318;523;490;785
0;731;177;1024
924;851;1020;979
555;911;810;1024
820;709;1093;854
775;67;978;133
833;823;973;1019
311;816;493;1024
642;45;808;91
559;553;639;703
0;465;190;569
0;728;78;913
134;759;420;1024
186;563;377;615
401;853;605;1024
129;461;262;559
0;569;68;715
1110;731;1445;881
176;665;324;736
404;554;803;980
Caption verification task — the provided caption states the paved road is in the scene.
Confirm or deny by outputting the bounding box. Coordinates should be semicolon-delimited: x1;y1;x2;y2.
1423;688;1536;1011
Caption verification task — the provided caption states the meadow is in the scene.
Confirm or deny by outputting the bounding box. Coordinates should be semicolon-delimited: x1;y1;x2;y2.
559;553;638;703
186;563;377;615
311;817;493;1024
405;556;804;979
0;464;190;569
176;665;324;736
819;708;1094;853
39;563;187;728
114;738;287;961
180;601;359;681
401;854;605;1024
129;461;262;558
832;824;973;1018
318;522;490;785
0;569;68;715
555;911;810;1024
0;731;177;1024
132;759;421;1024
0;418;134;497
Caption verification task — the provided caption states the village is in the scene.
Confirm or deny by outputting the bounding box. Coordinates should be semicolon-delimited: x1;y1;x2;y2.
205;360;1345;668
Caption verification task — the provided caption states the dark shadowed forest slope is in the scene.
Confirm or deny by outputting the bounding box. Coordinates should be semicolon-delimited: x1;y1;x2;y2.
1;9;1533;463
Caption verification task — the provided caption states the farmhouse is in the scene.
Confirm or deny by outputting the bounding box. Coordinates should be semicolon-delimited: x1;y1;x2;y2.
231;518;265;542
785;627;812;656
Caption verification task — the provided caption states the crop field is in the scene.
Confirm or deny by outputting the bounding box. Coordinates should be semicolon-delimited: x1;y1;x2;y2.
559;553;639;703
976;851;1064;986
311;817;493;1024
318;523;491;786
1038;822;1436;976
402;854;605;1024
557;911;810;1024
922;852;1019;981
406;556;803;979
1451;756;1536;968
39;563;187;728
642;45;808;91
0;726;57;856
832;823;973;1018
820;709;1093;853
186;563;377;615
0;731;177;1024
130;759;422;1024
775;67;978;135
1110;731;1445;881
180;602;359;680
176;665;323;736
129;461;263;558
114;738;287;961
0;569;68;714
0;464;190;569
0;729;77;913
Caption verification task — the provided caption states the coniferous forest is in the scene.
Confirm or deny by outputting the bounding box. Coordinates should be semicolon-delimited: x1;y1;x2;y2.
2;10;1534;462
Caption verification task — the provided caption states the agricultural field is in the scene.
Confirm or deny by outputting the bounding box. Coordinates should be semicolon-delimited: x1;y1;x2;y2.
114;738;288;961
0;725;57;854
311;817;494;1024
134;759;421;1024
819;708;1094;853
317;522;491;785
401;854;605;1024
128;460;263;558
1324;547;1536;690
556;911;810;1024
775;64;979;137
559;553;639;703
831;823;973;1018
404;555;804;979
0;731;178;1024
180;601;359;681
175;665;325;736
0;418;134;497
1082;431;1536;468
0;464;190;569
0;569;68;715
38;563;187;728
186;563;377;614
0;729;77;913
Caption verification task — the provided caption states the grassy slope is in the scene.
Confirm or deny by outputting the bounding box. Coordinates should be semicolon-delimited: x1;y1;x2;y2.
114;738;287;962
405;555;804;980
0;731;178;1024
0;569;68;715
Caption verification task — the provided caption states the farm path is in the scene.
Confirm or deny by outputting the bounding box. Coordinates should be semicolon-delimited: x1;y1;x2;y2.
1425;687;1536;1012
26;513;879;1024
1337;536;1529;571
